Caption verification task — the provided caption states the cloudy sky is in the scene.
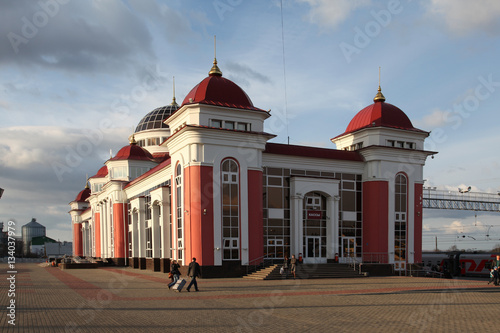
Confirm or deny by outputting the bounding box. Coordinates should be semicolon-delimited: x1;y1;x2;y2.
1;0;500;251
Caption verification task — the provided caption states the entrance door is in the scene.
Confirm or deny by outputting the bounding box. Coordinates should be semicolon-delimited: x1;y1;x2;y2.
341;237;355;263
305;236;323;263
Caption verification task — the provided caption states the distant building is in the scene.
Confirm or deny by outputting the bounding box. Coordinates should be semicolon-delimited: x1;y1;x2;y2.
70;59;436;277
30;235;57;257
45;241;72;257
22;218;46;256
0;222;7;257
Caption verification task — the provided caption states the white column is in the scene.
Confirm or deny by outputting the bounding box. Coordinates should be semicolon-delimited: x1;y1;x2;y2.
137;198;146;258
326;196;334;259
328;196;340;259
81;224;86;256
131;210;138;257
290;194;304;257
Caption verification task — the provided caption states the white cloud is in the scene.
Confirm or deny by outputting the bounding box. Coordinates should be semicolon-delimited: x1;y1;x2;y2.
426;0;500;35
0;126;131;170
444;220;466;234
414;108;449;129
297;0;370;30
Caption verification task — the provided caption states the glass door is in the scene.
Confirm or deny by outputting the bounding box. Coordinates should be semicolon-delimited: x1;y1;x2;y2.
305;236;322;263
341;237;355;263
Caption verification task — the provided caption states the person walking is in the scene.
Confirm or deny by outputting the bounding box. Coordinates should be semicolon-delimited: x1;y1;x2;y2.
494;266;499;286
168;260;181;289
282;256;290;279
186;257;201;292
290;255;297;279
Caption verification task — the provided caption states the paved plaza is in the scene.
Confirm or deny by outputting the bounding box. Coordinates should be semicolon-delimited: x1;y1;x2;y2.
1;262;499;332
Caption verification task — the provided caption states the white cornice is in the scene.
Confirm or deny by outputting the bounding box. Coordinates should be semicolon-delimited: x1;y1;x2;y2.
167;126;273;155
358;145;436;164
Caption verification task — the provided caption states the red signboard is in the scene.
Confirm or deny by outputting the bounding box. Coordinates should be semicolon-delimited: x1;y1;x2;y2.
307;210;322;220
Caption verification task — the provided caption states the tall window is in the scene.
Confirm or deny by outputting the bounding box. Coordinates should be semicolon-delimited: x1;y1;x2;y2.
222;159;239;260
175;164;183;263
395;174;407;264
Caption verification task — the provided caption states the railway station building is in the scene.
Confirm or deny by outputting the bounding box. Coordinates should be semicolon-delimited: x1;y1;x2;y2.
69;59;436;277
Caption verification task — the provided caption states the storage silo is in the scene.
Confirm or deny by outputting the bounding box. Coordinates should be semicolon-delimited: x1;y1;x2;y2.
22;218;46;255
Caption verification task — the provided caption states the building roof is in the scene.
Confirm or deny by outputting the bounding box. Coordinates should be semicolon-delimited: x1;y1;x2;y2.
181;60;266;112
109;141;154;161
74;187;91;202
31;235;57;245
90;166;108;179
264;142;364;161
22;218;45;229
135;103;179;133
333;88;427;139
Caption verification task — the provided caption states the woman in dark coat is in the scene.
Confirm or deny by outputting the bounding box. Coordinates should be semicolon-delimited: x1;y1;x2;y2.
168;260;181;289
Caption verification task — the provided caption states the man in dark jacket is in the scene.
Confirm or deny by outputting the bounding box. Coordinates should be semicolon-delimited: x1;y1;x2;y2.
186;257;200;292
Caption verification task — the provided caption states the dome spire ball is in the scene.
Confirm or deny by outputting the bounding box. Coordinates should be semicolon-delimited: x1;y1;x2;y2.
373;67;386;102
129;134;137;145
208;35;222;76
373;86;386;102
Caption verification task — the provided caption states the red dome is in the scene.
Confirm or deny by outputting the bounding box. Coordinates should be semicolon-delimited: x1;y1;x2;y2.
110;143;154;161
90;166;108;178
182;74;264;111
343;101;415;135
75;187;91;202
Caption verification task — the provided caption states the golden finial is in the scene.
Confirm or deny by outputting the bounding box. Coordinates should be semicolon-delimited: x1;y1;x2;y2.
373;67;385;102
209;35;222;76
85;174;89;189
129;134;137;145
171;76;178;106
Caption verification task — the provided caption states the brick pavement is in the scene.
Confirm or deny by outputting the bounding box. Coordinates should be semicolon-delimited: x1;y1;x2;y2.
1;262;499;332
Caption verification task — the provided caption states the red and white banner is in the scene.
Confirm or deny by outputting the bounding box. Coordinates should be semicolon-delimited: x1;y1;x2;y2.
307;210;322;220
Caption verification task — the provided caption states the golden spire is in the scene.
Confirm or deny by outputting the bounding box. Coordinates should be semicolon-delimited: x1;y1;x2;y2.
129;134;137;145
85;174;89;189
171;76;178;106
373;67;385;102
209;35;222;76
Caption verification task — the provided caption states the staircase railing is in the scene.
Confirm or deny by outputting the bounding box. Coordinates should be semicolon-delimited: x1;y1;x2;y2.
245;255;270;275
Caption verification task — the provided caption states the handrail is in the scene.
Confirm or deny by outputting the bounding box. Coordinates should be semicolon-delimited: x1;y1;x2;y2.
245;254;269;275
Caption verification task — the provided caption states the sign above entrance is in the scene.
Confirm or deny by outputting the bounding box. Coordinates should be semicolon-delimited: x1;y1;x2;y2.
307;210;322;220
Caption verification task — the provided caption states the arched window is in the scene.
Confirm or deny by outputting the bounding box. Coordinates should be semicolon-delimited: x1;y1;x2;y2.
395;174;407;266
175;164;183;262
222;159;239;260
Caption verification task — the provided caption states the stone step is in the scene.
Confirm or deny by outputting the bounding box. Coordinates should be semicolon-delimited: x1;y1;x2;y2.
267;264;365;280
243;264;279;279
244;263;367;280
